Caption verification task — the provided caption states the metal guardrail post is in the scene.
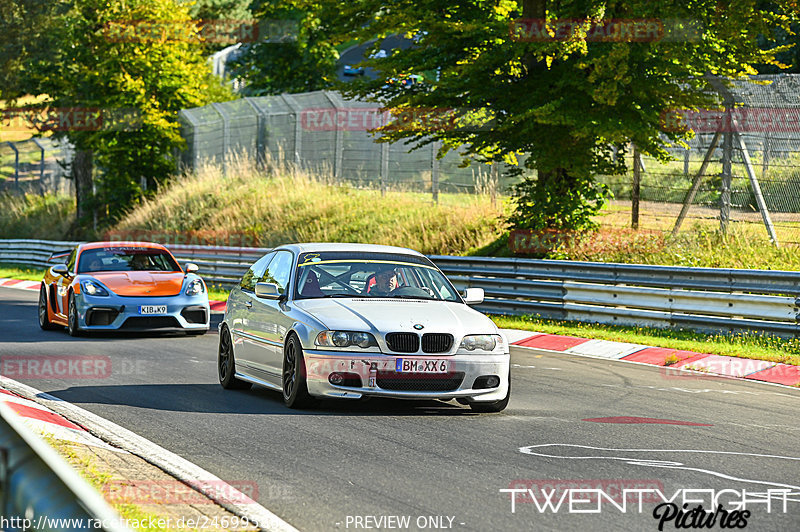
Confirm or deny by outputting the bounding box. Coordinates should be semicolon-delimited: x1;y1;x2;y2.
0;403;132;531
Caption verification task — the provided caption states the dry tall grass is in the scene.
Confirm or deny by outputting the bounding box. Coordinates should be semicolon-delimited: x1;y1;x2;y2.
113;157;507;255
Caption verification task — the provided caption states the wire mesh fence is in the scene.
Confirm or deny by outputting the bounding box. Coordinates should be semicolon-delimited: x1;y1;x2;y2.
0;137;74;196
597;75;800;245
177;90;519;200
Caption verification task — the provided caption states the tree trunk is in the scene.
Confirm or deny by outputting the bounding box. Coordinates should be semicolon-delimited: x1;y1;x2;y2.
71;149;93;221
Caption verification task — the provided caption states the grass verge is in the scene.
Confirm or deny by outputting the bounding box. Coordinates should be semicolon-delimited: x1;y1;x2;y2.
42;436;200;532
0;263;45;281
492;314;800;366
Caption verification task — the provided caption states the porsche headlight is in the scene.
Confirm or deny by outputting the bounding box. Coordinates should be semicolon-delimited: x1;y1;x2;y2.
316;331;378;349
185;278;205;296
80;280;109;297
459;334;502;352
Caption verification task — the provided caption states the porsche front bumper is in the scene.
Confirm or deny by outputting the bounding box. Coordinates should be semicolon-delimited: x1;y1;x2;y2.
74;292;210;332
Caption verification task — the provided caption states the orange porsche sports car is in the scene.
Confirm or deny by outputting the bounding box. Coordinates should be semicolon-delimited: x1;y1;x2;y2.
39;242;210;336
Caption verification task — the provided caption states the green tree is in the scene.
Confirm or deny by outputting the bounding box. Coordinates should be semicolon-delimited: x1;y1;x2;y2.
232;0;339;95
15;0;233;226
327;0;797;232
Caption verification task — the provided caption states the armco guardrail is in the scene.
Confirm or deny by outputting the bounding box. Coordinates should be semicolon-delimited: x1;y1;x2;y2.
2;239;800;336
0;402;131;531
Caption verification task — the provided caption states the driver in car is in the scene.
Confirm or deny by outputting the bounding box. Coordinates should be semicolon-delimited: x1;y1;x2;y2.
370;268;399;296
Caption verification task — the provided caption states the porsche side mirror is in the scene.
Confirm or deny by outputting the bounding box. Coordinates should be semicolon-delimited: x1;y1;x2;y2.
463;287;484;305
52;264;70;277
255;282;281;300
184;262;199;275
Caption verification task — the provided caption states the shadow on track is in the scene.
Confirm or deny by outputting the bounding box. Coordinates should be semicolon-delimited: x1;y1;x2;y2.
41;383;480;417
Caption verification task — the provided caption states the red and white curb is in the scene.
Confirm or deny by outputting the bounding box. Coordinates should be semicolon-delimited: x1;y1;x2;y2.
0;278;41;290
0;383;123;451
501;329;800;387
0;376;298;532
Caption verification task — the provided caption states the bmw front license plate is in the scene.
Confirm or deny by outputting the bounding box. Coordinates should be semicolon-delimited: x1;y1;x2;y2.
139;305;168;315
396;359;450;373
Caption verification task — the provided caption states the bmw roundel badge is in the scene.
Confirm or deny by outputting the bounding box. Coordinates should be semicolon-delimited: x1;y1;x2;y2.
413;324;424;330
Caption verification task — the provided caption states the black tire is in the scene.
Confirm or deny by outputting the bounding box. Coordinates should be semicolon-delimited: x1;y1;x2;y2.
469;372;511;413
67;292;83;337
38;285;59;331
282;334;315;409
218;326;252;390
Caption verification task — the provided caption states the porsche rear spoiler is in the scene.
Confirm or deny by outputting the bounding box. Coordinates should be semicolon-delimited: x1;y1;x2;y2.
48;250;72;262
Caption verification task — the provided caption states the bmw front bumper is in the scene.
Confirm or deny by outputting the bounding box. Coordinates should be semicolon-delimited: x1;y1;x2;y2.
75;292;210;332
303;350;510;402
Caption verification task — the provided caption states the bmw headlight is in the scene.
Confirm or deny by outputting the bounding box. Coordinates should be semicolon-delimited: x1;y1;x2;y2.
459;334;502;352
185;278;205;296
316;331;378;349
80;280;109;297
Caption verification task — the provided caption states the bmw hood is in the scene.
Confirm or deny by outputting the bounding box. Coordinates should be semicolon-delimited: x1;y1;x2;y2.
294;298;497;335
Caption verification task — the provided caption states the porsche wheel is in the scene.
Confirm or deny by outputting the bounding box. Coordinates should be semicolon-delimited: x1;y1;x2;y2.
38;285;59;331
469;372;510;413
282;334;314;409
67;292;83;337
218;325;252;390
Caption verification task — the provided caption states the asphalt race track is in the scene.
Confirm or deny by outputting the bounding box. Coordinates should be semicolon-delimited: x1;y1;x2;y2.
1;286;799;531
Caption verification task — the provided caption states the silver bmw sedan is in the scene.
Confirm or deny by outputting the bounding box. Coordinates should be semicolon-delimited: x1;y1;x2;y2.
218;243;510;412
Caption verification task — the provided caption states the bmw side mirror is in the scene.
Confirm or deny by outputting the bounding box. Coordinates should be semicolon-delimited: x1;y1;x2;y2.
184;262;199;275
255;282;281;300
52;264;69;277
463;287;484;305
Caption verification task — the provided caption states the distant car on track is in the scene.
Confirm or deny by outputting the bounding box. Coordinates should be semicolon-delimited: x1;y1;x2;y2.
39;242;210;336
217;243;510;412
343;64;365;76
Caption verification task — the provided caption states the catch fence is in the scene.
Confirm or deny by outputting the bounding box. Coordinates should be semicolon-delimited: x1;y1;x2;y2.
598;75;800;245
0;137;73;195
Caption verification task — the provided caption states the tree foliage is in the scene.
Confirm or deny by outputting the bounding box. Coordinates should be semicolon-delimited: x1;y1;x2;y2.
7;0;233;226
325;0;798;231
232;0;339;95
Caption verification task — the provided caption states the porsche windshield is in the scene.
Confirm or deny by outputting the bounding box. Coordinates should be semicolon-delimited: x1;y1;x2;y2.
77;247;180;273
294;251;460;302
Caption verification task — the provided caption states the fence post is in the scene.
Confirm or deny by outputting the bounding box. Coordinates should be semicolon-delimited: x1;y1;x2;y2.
684;147;690;177
380;142;389;196
280;94;303;166
762;133;770;179
490;162;498;208
177;109;201;172
210;102;230;175
431;140;440;203
632;144;641;229
31;137;46;195
243;97;267;168
719;107;733;235
323;91;345;179
6;141;19;191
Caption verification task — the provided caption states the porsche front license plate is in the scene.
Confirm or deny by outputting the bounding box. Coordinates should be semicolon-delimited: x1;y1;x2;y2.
396;359;450;373
139;305;168;315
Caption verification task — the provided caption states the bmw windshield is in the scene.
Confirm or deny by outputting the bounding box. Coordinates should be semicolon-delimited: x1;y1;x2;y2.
294;251;461;302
